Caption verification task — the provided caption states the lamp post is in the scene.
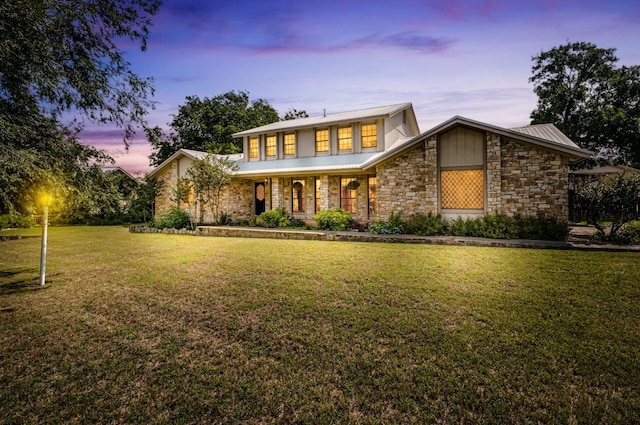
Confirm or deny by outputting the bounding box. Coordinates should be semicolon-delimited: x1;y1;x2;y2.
39;193;53;286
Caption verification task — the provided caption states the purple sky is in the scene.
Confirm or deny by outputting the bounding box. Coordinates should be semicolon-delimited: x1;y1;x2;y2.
81;0;640;175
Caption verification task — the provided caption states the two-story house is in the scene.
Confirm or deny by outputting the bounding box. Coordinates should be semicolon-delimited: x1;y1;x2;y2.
150;102;591;224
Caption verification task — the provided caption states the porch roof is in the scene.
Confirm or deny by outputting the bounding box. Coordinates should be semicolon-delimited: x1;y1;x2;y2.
236;152;381;177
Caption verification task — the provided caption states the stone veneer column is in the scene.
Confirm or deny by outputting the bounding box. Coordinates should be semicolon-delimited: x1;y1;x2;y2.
485;132;502;215
320;175;330;211
424;136;438;210
271;177;283;210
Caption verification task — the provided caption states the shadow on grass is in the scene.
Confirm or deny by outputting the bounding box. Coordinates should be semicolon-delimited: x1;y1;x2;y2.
0;268;55;295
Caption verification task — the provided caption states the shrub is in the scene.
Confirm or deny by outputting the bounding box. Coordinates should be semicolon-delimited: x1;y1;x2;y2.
369;211;404;234
514;215;570;241
481;214;519;239
403;212;448;236
449;216;484;237
314;208;353;231
575;172;640;240
613;220;640;244
259;207;290;228
153;207;192;229
0;214;35;229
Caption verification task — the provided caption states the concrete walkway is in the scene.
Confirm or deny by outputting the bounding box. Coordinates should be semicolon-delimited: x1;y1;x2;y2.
195;225;640;252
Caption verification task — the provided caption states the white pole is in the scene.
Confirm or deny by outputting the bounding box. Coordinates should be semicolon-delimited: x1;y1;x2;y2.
39;204;49;286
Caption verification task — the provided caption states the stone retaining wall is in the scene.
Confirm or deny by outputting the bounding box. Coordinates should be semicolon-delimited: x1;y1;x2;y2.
128;226;195;235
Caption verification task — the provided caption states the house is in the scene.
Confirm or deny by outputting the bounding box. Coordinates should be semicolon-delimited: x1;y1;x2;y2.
149;103;591;224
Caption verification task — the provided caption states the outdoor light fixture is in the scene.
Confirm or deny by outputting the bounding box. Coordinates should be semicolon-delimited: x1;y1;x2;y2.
39;192;53;286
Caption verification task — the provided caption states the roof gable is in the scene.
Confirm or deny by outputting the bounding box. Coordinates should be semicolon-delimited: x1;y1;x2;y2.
148;148;242;178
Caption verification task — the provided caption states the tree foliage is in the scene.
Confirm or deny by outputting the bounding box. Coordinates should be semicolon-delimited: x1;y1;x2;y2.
575;172;640;240
148;91;280;166
185;154;238;224
0;0;160;216
283;108;309;120
530;41;640;166
0;0;160;140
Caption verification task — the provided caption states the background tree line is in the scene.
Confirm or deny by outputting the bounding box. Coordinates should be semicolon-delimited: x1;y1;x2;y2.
1;1;637;231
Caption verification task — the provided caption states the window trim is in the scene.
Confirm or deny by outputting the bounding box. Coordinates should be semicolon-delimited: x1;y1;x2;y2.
340;177;358;214
292;178;305;213
361;123;377;149
248;137;259;159
338;126;353;151
265;134;277;157
283;133;296;156
315;129;329;154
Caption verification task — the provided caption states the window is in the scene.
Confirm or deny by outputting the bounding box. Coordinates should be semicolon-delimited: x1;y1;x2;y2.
441;170;484;209
439;127;484;210
284;133;296;155
266;135;276;157
368;176;377;218
341;177;358;213
316;129;329;153
292;179;305;212
315;178;321;212
249;137;259;158
361;123;377;148
338;127;352;150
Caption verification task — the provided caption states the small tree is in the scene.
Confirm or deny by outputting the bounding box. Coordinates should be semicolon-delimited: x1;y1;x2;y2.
186;153;238;224
575;172;640;239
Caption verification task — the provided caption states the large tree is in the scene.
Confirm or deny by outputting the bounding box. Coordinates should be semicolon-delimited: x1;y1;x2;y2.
147;91;281;166
530;41;640;167
0;0;160;215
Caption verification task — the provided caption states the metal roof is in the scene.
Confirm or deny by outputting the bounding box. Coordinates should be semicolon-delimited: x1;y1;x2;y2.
233;103;413;137
509;124;580;149
236;152;380;176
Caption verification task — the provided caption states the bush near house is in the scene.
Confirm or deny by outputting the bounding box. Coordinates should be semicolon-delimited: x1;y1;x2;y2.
370;212;570;241
314;208;353;231
152;207;192;229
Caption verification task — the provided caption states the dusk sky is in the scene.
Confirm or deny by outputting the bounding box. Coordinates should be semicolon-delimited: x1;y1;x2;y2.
83;0;640;175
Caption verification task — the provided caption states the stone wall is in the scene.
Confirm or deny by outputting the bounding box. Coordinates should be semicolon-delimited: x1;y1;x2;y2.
499;137;569;219
375;137;438;220
154;160;178;217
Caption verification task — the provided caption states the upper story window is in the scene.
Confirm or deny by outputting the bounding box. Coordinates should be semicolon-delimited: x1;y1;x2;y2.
361;123;377;148
266;135;276;157
316;129;329;153
249;137;259;158
338;127;352;151
284;133;296;155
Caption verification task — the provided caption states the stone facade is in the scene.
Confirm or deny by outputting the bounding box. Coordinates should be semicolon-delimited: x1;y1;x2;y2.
499;137;569;219
375;138;437;220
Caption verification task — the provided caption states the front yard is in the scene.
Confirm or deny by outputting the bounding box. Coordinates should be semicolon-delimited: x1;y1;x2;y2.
1;226;638;424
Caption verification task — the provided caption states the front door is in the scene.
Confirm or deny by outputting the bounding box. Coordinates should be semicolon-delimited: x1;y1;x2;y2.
255;182;266;215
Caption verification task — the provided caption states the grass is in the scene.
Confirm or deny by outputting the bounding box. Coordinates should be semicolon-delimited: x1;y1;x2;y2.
1;226;639;424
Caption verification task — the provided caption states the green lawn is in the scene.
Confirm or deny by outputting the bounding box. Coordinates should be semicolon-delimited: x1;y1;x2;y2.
1;226;639;424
